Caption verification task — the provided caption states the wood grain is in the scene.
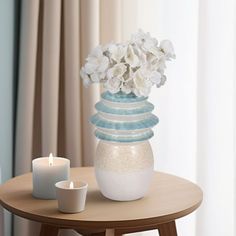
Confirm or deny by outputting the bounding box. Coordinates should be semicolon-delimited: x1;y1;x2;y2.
0;167;202;229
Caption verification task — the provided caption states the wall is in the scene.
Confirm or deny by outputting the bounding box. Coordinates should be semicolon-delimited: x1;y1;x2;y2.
0;0;17;235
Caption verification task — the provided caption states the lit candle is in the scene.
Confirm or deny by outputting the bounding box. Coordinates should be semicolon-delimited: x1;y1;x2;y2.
32;153;70;199
49;153;53;166
69;181;74;189
55;180;88;213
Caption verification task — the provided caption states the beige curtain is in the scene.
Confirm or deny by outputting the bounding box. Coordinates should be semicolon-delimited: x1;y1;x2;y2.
14;0;137;235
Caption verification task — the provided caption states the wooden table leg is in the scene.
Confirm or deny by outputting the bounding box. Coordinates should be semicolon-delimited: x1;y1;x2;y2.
105;229;115;236
40;224;59;236
91;232;106;236
158;221;177;236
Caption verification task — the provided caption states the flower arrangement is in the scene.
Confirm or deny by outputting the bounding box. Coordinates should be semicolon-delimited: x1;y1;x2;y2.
80;30;175;97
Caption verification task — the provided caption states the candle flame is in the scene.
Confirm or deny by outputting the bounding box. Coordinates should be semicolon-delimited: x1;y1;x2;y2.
69;182;74;189
49;153;53;166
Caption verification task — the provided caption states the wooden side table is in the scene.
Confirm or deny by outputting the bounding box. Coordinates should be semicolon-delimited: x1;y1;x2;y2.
0;167;202;236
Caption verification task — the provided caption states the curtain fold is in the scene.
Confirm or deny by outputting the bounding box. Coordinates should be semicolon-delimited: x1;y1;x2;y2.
14;1;40;235
80;0;100;166
14;0;137;235
41;0;61;156
64;0;82;167
100;0;122;43
15;0;40;176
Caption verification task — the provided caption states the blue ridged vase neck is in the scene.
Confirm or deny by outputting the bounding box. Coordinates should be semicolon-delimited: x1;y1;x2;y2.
90;91;158;143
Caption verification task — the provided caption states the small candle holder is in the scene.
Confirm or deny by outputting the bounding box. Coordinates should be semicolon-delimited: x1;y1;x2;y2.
55;180;88;213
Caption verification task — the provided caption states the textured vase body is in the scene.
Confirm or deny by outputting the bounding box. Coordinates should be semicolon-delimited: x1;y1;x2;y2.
90;91;158;201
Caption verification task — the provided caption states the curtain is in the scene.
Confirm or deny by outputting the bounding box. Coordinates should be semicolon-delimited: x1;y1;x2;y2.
196;0;235;235
136;0;236;236
14;0;137;236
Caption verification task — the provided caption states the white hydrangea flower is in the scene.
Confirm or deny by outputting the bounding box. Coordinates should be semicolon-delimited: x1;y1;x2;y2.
109;44;127;63
84;60;97;74
107;63;127;79
157;75;167;88
121;79;134;94
132;30;159;55
121;75;134;94
133;68;152;97
134;47;147;64
142;37;158;55
80;67;91;87
90;73;100;83
131;29;156;46
85;46;109;74
149;71;162;86
80;30;175;96
104;77;121;93
131;30;144;46
147;55;166;72
99;72;106;80
160;40;176;59
125;45;139;68
89;45;103;57
97;56;109;73
157;57;166;72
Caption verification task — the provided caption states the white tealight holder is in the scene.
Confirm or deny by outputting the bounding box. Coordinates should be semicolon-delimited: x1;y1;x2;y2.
55;180;88;213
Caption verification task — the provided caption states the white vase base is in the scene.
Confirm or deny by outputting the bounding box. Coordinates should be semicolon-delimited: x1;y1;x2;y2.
95;167;154;201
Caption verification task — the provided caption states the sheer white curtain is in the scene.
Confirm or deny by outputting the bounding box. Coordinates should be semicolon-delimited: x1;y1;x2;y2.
136;0;236;236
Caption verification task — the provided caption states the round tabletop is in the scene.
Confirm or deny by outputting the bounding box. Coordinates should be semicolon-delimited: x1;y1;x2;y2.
0;167;202;229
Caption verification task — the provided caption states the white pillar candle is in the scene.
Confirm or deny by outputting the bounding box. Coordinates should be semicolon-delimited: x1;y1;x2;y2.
32;153;70;199
55;180;88;213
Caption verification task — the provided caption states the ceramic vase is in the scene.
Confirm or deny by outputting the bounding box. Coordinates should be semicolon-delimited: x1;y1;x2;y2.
90;91;158;201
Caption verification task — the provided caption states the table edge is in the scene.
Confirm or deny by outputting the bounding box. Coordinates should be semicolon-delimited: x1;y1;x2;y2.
0;193;202;229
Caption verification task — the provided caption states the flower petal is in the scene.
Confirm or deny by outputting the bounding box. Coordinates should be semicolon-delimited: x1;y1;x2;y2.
97;56;109;72
160;40;176;59
104;77;121;93
90;73;100;82
80;67;91;87
125;45;139;68
107;63;127;79
84;61;97;74
109;44;127;63
149;71;162;85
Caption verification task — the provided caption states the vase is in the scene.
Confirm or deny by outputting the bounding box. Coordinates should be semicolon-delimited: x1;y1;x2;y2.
90;91;158;201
